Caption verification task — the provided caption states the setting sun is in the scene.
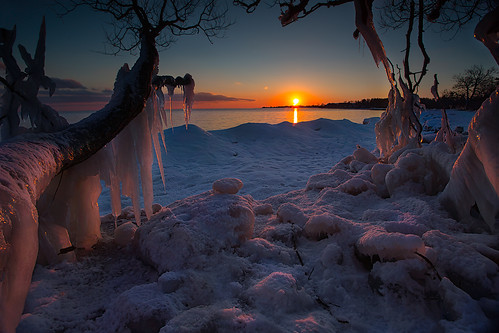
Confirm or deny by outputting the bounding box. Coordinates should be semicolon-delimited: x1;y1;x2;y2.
292;98;300;106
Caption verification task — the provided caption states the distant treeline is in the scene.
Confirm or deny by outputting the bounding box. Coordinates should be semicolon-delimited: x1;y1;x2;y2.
264;96;487;111
316;96;488;111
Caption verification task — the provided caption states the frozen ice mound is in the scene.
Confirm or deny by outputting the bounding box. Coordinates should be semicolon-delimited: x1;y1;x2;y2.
135;191;255;272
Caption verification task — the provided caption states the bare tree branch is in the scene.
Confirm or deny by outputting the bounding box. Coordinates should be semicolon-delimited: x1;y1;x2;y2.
57;0;231;53
234;0;262;13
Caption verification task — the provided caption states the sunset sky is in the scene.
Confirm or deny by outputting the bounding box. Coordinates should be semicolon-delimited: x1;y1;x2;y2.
2;0;497;110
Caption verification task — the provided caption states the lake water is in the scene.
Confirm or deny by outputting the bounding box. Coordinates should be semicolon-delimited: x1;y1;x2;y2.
61;107;384;131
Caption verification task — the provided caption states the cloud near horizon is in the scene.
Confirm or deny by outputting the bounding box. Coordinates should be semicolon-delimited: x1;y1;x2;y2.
38;84;112;111
29;77;256;111
50;77;87;90
193;92;255;102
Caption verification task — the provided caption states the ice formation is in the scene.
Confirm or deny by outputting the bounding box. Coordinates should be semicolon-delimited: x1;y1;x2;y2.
350;0;427;160
434;109;460;153
1;31;162;331
353;0;395;87
440;89;499;231
182;73;195;128
374;79;423;160
437;5;499;232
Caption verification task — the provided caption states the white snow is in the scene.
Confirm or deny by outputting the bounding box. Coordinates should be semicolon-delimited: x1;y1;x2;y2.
16;110;499;332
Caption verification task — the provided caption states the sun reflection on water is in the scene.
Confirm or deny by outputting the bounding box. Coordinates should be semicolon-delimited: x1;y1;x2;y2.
293;108;298;124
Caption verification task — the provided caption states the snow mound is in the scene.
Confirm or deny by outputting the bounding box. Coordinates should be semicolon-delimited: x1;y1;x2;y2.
276;202;307;227
423;230;498;298
438;277;489;332
306;169;351;191
304;213;348;240
246;272;314;313
369;259;428;297
338;177;375;196
114;222;137;246
356;227;426;261
212;178;243;194
352;145;378;164
98;283;179;333
135;191;255;272
237;238;295;264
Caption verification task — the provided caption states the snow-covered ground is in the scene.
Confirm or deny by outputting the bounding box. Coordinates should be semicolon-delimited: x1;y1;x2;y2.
19;110;498;333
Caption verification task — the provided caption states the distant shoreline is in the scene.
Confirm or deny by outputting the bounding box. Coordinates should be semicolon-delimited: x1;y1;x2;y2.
262;105;387;110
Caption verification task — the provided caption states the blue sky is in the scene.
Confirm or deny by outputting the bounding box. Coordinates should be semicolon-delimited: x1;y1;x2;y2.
1;0;497;109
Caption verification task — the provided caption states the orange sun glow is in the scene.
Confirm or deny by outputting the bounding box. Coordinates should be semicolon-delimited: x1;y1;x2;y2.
292;98;300;106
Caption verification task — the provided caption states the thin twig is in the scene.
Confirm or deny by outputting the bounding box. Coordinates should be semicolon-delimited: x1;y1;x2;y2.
415;251;442;281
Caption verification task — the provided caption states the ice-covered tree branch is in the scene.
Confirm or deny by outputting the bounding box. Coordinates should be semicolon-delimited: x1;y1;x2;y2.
1;1;228;332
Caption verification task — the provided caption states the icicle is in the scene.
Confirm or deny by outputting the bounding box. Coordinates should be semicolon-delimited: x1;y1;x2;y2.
67;173;102;249
353;0;395;87
182;73;195;129
112;124;142;225
147;91;166;191
99;145;122;221
134;111;154;220
38;150;104;252
166;83;175;130
169;95;174;132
